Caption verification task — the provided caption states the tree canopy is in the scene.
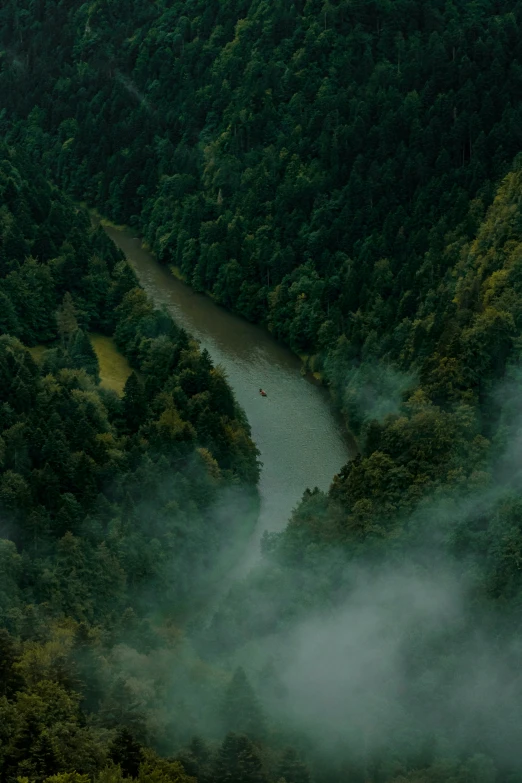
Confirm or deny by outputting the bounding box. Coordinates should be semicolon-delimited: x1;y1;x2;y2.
2;0;522;781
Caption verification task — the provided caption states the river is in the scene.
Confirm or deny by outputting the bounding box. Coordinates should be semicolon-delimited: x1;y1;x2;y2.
102;224;354;566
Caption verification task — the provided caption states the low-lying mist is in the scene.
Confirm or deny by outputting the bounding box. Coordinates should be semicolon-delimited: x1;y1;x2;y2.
77;369;522;776
242;562;522;766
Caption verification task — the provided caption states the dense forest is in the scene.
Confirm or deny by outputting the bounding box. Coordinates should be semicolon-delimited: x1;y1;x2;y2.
0;147;264;781
2;0;522;781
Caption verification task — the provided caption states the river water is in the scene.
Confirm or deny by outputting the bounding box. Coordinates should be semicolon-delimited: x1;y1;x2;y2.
103;224;354;564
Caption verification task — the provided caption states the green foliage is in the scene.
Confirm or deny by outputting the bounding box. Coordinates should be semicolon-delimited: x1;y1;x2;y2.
195;156;522;783
276;748;311;783
4;1;522;781
3;0;522;368
0;151;261;783
220;668;265;740
121;372;148;433
56;293;78;343
0;290;20;337
109;729;144;779
213;734;267;783
68;329;100;381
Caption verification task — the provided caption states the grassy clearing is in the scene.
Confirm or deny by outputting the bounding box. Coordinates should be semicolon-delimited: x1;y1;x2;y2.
90;333;132;395
28;345;48;363
27;337;131;395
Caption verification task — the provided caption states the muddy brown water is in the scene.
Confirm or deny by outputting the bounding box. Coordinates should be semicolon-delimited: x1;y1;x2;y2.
102;224;355;567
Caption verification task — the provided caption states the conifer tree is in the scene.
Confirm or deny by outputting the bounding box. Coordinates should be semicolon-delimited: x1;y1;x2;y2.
121;372;148;432
221;667;265;740
57;292;79;345
0;628;20;697
109;728;144;779
68;329;100;381
214;733;267;783
0;290;20;337
276;748;311;783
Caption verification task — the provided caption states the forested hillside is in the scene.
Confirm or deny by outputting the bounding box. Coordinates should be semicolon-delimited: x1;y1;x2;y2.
202;163;522;782
2;0;522;367
2;0;522;782
0;147;265;783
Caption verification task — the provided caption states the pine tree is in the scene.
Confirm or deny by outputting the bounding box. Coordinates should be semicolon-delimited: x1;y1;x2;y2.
221;667;265;739
57;292;79;345
54;494;83;536
24;506;51;553
0;290;20;337
178;736;212;782
68;329;100;381
13;723;59;782
0;628;21;697
276;748;311;783
41;346;69;377
109;728;144;779
121;372;148;432
214;733;267;783
10;364;35;414
71;451;98;505
33;731;59;781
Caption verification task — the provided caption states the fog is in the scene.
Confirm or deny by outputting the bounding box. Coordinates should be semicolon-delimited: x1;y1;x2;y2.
4;341;521;777
154;371;522;770
244;562;522;765
100;498;522;772
324;356;418;427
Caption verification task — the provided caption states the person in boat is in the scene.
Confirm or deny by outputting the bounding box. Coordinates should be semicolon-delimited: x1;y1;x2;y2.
259;388;267;397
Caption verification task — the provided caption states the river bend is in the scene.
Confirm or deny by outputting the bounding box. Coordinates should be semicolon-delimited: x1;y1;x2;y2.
103;224;353;564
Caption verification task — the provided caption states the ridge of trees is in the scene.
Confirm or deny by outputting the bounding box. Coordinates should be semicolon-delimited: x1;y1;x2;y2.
200;163;522;782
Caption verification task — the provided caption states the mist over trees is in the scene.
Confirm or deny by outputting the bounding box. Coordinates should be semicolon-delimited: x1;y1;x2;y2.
2;0;522;782
0;148;263;781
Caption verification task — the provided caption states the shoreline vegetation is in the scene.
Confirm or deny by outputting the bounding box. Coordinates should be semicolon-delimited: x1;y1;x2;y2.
89;207;349;443
89;206;326;373
0;146;263;781
3;0;522;780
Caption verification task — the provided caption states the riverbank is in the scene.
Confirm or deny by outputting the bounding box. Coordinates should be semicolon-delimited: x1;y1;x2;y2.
87;209;331;385
86;207;358;452
92;213;354;556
